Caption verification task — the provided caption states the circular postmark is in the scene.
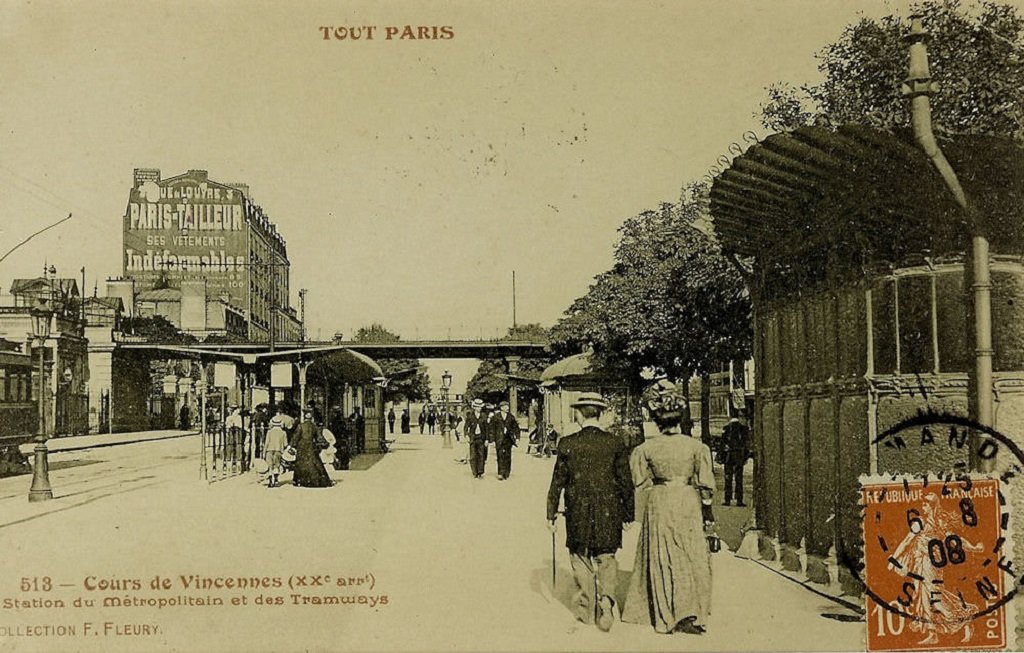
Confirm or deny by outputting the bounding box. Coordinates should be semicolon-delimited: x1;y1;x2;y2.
853;410;1024;651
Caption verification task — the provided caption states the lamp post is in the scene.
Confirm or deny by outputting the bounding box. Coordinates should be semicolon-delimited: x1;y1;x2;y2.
28;300;54;502
441;370;453;449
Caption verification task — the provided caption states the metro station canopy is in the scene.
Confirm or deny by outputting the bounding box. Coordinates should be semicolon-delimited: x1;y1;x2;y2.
710;124;1024;297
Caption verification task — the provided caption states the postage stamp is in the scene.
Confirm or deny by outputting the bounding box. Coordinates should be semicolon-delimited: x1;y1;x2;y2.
861;476;1007;651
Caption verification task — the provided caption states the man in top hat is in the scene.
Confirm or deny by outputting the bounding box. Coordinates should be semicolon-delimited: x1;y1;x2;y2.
547;392;634;631
493;400;519;480
464;398;489;478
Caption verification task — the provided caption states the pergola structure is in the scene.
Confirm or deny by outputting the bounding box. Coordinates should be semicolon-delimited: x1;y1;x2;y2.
710;124;1024;597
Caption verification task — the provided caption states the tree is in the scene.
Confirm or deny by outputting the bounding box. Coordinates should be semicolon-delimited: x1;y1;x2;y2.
759;1;1024;139
551;185;752;383
120;315;197;344
351;324;431;403
464;323;553;407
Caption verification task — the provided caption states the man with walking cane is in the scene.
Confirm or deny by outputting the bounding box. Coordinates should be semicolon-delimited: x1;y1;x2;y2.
546;392;634;631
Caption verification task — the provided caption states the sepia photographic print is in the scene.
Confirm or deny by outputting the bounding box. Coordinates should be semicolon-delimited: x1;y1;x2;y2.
2;1;1024;651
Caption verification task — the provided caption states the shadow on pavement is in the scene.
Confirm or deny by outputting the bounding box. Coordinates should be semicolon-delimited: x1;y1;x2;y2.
529;560;632;623
348;453;386;471
50;459;103;472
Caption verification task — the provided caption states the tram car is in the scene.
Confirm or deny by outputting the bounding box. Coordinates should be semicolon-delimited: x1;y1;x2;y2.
0;339;37;444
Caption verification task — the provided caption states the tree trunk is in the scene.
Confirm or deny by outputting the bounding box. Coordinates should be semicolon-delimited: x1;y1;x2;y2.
680;373;693;430
699;372;711;445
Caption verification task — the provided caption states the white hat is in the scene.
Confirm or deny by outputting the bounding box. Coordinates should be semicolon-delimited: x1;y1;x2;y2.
571;392;608;410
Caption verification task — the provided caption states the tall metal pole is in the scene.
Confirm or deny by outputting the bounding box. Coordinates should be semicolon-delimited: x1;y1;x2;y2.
299;288;307;345
80;266;86;326
29;339;53;501
200;378;207;480
512;270;517;328
902;16;993;468
269;266;276;353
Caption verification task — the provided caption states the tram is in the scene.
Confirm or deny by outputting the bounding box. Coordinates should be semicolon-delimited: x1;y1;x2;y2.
0;340;37;443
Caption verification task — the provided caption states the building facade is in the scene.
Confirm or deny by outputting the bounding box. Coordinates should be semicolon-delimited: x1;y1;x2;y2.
0;277;89;438
122;168;301;342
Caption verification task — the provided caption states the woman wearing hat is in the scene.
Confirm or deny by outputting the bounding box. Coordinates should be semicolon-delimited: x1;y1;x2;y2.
289;408;333;488
622;380;715;635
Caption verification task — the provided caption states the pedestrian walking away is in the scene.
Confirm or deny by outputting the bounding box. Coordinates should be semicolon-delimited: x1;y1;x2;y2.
418;409;426;434
225;405;244;472
329;406;351;471
400;407;411;434
622;380;715;635
494;400;519;480
544;424;559;458
464;399;488;478
263;411;289;488
546;392;634;631
387;407;396;435
251;403;269;460
290;408;333;488
721;414;751;506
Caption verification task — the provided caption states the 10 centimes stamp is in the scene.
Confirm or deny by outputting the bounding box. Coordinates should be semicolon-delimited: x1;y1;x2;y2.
858;411;1024;652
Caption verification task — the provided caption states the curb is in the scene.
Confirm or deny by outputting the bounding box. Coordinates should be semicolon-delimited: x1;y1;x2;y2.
19;431;199;456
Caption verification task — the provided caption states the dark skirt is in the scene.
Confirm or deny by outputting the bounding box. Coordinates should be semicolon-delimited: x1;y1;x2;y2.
292;432;332;488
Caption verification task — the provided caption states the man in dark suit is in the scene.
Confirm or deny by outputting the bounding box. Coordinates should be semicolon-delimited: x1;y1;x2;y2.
494;400;519;480
721;415;751;506
464;399;489;478
547;393;634;631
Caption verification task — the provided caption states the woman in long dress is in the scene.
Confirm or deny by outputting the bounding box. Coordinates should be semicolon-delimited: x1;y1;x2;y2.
622;380;715;634
290;409;333;488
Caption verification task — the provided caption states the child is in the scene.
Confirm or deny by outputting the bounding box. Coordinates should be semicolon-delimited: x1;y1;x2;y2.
544;424;559;458
263;414;289;488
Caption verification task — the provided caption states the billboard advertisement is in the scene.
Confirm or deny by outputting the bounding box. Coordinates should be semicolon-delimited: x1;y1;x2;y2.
123;174;249;306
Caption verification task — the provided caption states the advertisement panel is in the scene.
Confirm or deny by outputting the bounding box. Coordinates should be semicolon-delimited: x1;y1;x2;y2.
212;361;237;389
271;361;293;388
123;175;249;306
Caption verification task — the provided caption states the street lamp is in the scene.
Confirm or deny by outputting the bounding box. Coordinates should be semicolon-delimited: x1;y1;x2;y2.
28;300;54;502
441;370;453;449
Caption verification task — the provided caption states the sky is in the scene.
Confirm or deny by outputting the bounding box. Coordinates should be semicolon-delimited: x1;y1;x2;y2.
0;0;1004;393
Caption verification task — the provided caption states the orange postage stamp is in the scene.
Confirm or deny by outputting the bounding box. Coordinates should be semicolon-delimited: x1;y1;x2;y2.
861;477;1008;651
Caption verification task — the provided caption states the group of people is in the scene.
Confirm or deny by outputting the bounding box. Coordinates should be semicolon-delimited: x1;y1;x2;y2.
546;381;724;636
260;404;334;488
415;405;460;436
463;398;520;479
386;407;413;434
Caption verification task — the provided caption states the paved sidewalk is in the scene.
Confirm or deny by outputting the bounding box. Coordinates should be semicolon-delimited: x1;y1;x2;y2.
0;432;865;652
17;429;197;455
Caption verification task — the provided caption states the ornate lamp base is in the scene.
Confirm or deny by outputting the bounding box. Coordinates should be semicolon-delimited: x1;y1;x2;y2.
28;443;53;502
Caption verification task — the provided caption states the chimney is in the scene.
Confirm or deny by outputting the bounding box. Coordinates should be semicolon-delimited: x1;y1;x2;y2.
106;278;136;318
226;183;250;198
